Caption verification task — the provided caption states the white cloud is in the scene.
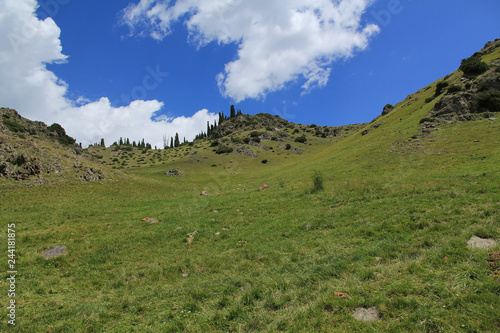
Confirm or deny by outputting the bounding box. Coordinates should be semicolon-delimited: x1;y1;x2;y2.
0;0;217;148
121;0;379;101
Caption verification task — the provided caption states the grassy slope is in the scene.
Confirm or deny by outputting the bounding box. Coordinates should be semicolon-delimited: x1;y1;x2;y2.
1;53;499;332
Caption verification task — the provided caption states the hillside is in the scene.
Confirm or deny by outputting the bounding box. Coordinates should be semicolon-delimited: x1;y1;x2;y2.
1;40;499;332
0;108;120;184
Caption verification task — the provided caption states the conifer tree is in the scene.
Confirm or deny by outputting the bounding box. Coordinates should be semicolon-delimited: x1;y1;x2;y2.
100;138;105;147
119;137;123;145
174;133;180;147
170;137;174;148
230;105;236;118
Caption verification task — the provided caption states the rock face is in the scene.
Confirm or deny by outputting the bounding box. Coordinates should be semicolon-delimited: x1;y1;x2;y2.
0;149;42;180
429;41;500;122
381;104;394;116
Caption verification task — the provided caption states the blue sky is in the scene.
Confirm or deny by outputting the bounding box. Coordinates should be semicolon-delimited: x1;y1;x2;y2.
1;0;499;147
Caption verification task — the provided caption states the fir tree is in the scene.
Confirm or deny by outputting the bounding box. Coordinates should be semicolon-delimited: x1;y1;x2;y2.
174;133;180;147
230;105;236;118
119;137;123;145
170;137;174;148
100;138;105;147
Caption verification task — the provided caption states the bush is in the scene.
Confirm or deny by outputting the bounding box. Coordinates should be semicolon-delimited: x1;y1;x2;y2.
251;137;261;143
48;123;76;145
250;131;263;138
474;90;500;113
2;119;25;133
459;56;489;76
435;81;449;96
295;135;307;143
293;129;300;134
210;140;220;147
419;117;435;124
447;85;463;94
425;97;435;103
285;144;292;150
215;146;233;154
311;170;325;193
261;159;268;164
243;138;250;144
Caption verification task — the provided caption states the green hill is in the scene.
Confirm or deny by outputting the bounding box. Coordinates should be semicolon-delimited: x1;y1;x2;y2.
1;40;499;332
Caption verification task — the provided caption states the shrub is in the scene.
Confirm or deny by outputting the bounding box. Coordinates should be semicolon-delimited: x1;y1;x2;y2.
293;129;300;134
215;146;233;154
295;135;307;143
311;170;325;193
2;119;25;133
419;117;435;124
474;90;500;113
243;138;250;144
261;159;268;164
251;137;261;143
210;140;220;147
447;85;463;94
425;97;435;103
459;56;489;76
250;131;263;138
48;123;75;145
435;81;449;96
285;144;292;150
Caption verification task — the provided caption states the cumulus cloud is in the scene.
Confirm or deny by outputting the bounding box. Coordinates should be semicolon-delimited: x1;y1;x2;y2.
0;0;217;148
121;0;379;101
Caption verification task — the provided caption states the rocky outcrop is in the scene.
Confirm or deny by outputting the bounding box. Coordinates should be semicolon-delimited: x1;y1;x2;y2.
429;63;500;122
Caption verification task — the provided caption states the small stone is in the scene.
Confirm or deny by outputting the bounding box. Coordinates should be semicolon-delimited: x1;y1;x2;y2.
215;232;221;236
42;245;67;260
352;307;381;322
182;273;188;278
467;236;498;249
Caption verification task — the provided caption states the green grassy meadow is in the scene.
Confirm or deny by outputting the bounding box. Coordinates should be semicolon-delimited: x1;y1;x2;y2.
1;57;500;332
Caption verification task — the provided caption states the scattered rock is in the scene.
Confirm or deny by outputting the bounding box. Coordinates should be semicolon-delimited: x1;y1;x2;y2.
166;169;180;177
42;245;67;260
467;236;498;249
222;227;230;231
79;166;105;182
259;184;269;190
352;307;381;322
215;232;221;236
200;191;208;196
182;273;189;278
236;146;258;157
361;129;370;136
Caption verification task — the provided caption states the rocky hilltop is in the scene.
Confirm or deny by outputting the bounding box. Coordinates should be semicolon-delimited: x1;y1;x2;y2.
0;108;111;183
